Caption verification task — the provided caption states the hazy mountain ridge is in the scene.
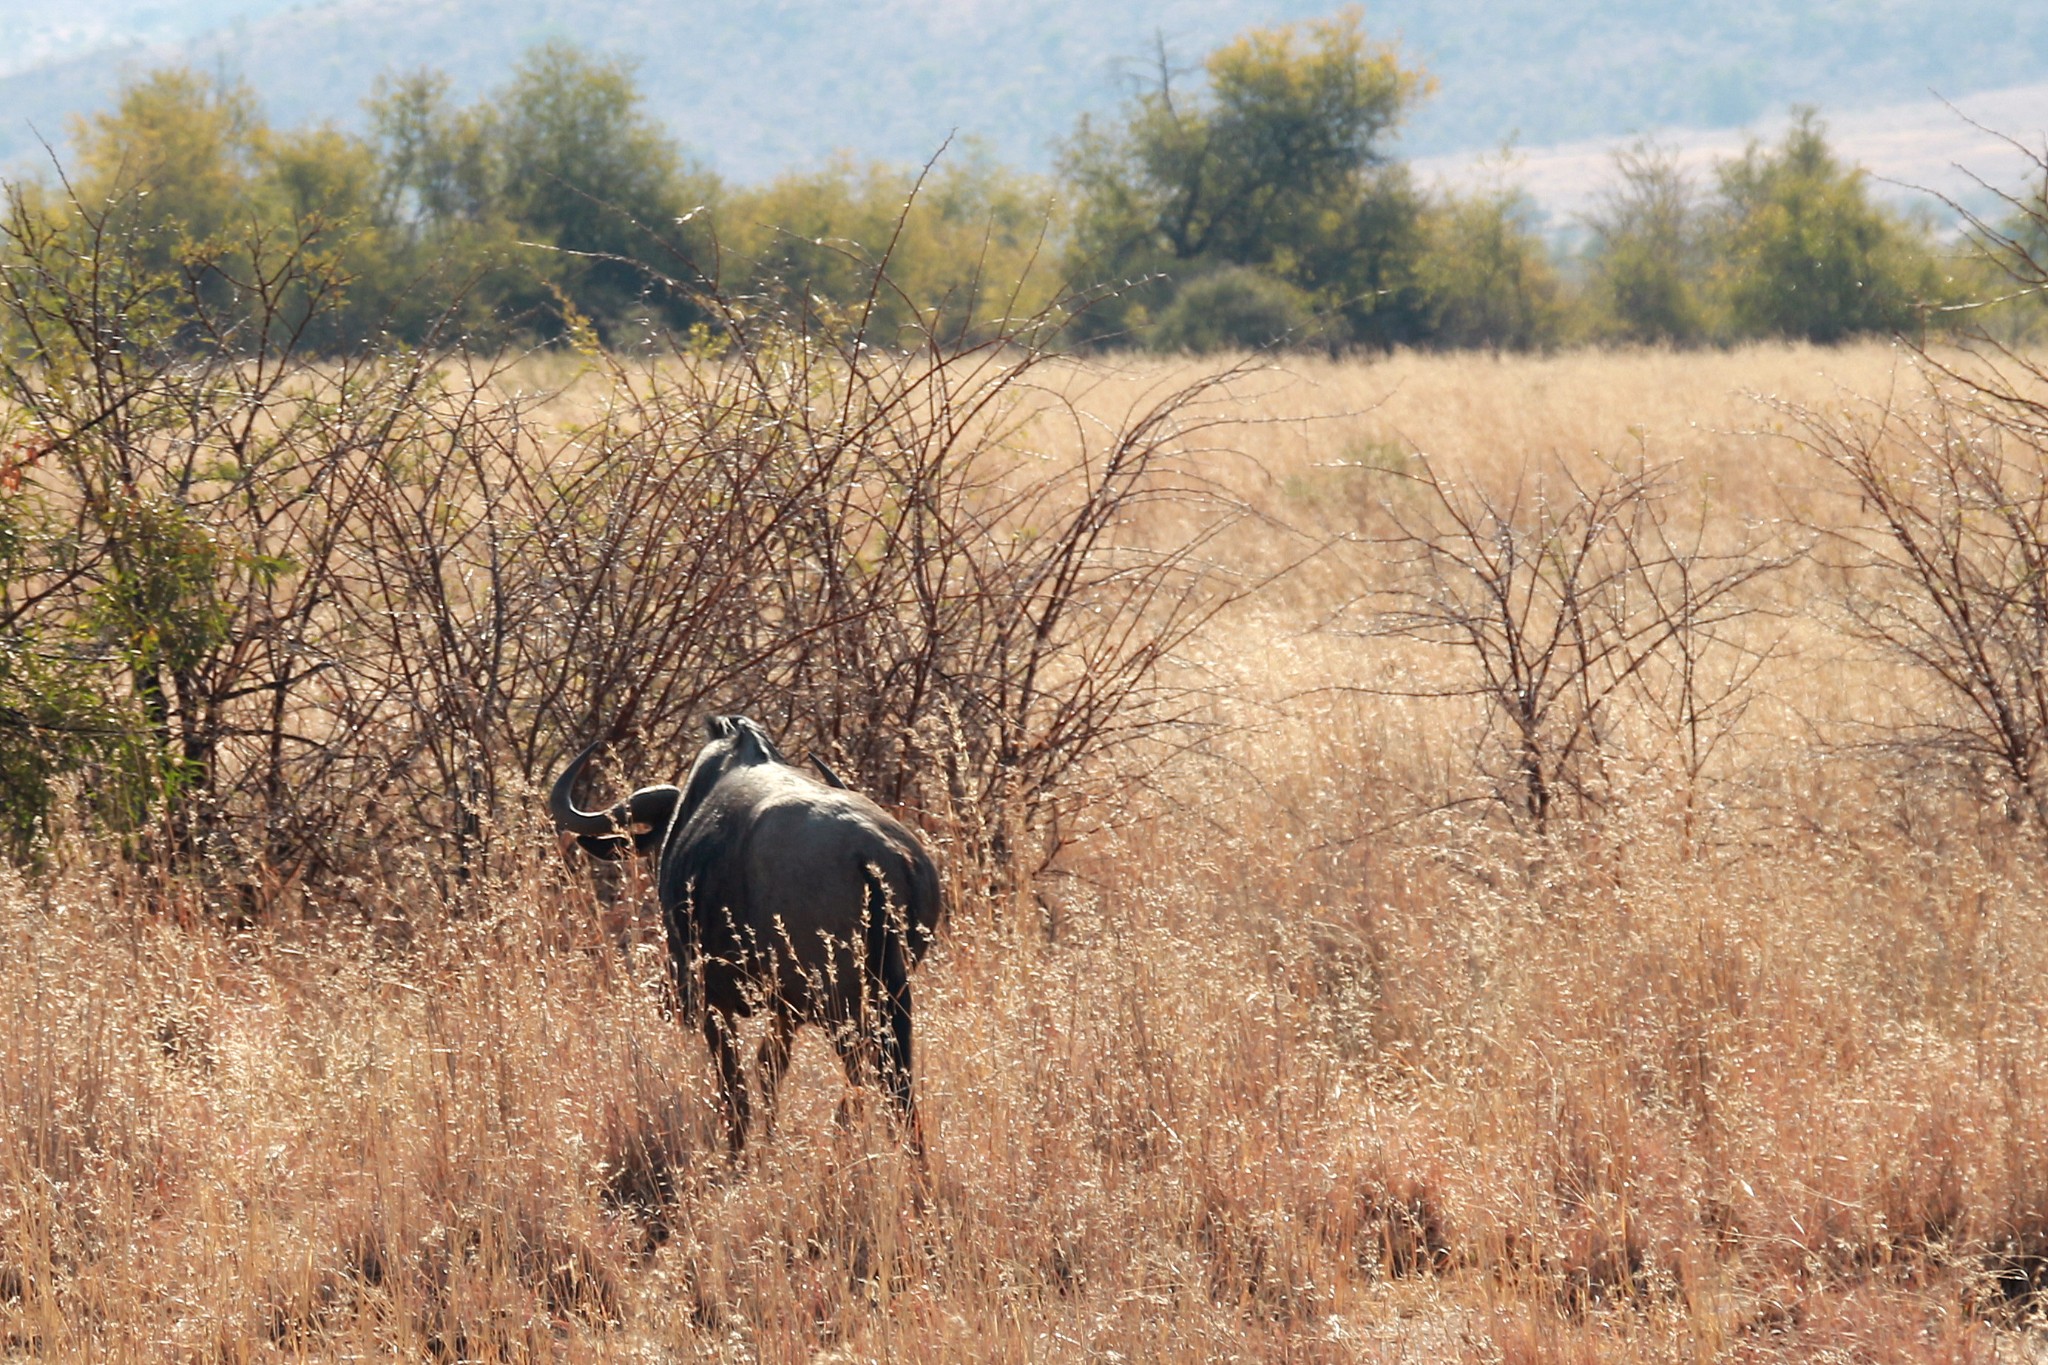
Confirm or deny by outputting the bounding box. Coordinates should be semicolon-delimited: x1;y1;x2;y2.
1;0;2042;184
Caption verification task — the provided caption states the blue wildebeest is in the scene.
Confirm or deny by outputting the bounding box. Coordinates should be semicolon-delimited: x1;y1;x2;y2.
549;716;941;1154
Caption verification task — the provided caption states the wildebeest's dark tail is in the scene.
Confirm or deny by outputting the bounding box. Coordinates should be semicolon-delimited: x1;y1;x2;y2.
902;843;944;966
860;861;919;1136
863;842;943;967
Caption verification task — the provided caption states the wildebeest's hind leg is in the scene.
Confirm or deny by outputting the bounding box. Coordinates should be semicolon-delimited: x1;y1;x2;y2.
755;1010;796;1143
704;1007;750;1156
830;936;923;1157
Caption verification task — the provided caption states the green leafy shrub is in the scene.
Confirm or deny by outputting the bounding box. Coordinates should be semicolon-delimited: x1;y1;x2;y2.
1712;109;1944;343
1584;140;1709;345
716;152;1058;343
1413;182;1564;350
1147;266;1316;353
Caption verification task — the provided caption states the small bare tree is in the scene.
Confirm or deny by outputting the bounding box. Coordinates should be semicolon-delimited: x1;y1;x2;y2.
1360;453;1787;835
1787;383;2048;824
1784;130;2048;828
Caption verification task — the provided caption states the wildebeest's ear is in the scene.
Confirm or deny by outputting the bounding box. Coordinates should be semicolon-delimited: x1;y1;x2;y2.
577;834;629;862
730;717;784;766
706;715;736;739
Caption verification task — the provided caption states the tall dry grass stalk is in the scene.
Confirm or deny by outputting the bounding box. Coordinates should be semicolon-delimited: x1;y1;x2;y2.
7;340;2048;1360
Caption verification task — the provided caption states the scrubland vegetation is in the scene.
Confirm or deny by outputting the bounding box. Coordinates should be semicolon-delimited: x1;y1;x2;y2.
8;9;2048;1361
13;323;2048;1358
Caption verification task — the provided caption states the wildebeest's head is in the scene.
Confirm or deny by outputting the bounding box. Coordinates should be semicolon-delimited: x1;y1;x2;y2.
547;741;680;862
679;714;783;793
548;716;786;862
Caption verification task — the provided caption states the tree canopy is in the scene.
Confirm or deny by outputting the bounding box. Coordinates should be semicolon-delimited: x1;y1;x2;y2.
1060;10;1431;345
2;26;1986;357
1714;109;1940;343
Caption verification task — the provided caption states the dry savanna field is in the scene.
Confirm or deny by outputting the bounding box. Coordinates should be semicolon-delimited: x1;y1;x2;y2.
9;339;2048;1360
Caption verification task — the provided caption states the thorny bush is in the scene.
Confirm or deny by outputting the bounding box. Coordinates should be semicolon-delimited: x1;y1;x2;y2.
0;172;1255;907
1354;452;1790;837
1787;136;2048;830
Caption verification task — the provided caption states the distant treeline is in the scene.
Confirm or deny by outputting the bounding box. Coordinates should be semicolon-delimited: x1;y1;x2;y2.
4;12;2038;354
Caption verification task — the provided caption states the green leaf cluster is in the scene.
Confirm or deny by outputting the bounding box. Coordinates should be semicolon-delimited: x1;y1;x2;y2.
1059;9;1435;349
1582;113;1952;346
55;46;720;350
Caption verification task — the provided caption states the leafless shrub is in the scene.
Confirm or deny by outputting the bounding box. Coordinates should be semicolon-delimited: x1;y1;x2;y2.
1785;378;2048;825
723;324;1260;879
1357;452;1789;833
1782;145;2048;829
0;172;1256;901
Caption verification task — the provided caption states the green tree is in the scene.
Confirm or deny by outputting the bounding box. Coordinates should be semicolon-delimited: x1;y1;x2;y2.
1060;10;1429;347
1713;109;1940;343
53;49;724;352
1585;140;1707;344
61;69;394;354
361;47;720;345
877;153;1062;342
1946;162;2048;345
1146;264;1315;352
70;68;265;267
260;124;414;350
721;151;1058;343
364;70;534;344
368;70;496;233
722;158;908;323
1313;162;1431;349
1414;182;1563;350
488;42;718;337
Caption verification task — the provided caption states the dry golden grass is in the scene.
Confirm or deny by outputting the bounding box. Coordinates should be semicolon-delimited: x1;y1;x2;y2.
7;339;2047;1360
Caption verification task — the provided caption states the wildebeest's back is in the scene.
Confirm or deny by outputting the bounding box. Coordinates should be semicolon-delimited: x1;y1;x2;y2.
670;765;938;1016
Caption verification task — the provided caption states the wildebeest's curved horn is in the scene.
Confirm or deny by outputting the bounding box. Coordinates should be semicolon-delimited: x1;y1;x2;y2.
810;754;849;789
548;740;616;837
